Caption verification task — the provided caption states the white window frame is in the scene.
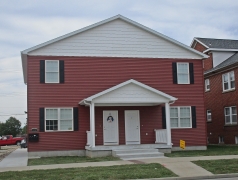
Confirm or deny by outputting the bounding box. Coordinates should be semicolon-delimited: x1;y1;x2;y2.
207;110;212;122
222;71;235;92
45;108;73;131
45;60;59;83
224;106;237;125
170;106;192;128
219;136;224;143
177;63;190;84
205;79;210;91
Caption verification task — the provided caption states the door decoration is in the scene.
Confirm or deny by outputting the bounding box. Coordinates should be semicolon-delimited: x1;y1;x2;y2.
107;113;114;123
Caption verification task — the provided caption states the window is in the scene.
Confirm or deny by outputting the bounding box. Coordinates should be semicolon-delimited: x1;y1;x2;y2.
177;63;189;84
219;136;224;143
222;71;235;91
207;110;212;121
205;79;210;91
45;60;59;83
224;106;237;125
235;136;238;144
45;108;73;131
170;107;191;128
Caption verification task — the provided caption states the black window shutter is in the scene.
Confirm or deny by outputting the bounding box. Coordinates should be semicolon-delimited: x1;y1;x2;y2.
192;106;196;128
189;63;194;84
172;62;177;84
39;108;45;132
59;60;64;83
162;107;166;129
73;107;79;131
40;60;45;83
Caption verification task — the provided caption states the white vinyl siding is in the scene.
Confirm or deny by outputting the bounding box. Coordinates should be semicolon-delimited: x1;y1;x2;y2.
45;60;59;83
205;79;210;91
177;63;189;84
207;110;212;121
28;19;202;59
224;106;237;125
170;107;191;128
45;108;73;131
222;71;235;91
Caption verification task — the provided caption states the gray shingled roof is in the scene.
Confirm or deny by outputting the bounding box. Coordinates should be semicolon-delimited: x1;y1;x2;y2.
196;38;238;49
205;52;238;75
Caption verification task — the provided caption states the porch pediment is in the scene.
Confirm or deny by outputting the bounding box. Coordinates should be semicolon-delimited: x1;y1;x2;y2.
80;79;177;106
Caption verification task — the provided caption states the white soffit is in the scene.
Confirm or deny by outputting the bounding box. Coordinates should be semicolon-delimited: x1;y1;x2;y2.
79;79;177;105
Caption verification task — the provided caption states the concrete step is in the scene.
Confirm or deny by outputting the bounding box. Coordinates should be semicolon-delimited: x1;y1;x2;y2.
112;149;164;160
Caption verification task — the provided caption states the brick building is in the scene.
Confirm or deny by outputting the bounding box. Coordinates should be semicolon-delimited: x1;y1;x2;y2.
191;38;238;144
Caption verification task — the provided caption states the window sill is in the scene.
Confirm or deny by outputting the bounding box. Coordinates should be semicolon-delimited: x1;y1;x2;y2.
205;90;210;92
224;124;237;127
222;89;235;93
171;127;192;129
45;130;74;132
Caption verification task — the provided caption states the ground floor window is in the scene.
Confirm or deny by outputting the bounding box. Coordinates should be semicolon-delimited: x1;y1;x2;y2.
235;136;238;144
45;108;73;131
170;106;191;128
224;106;237;125
219;136;224;143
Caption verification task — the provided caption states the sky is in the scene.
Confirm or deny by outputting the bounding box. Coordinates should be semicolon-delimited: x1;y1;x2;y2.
0;0;238;126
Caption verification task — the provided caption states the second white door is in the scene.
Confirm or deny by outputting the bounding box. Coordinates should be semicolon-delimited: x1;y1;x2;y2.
125;110;140;144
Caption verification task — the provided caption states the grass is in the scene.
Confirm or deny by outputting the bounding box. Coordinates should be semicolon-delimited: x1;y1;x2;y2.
28;156;120;166
193;159;238;174
165;145;238;157
0;163;177;180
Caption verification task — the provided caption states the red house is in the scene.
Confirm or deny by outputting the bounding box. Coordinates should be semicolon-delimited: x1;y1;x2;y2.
21;15;208;158
191;38;238;144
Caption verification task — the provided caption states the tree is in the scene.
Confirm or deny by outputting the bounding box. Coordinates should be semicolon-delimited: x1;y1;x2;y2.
2;117;22;137
22;123;27;135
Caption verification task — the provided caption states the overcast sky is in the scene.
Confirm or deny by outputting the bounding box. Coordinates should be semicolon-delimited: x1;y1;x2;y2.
0;0;238;126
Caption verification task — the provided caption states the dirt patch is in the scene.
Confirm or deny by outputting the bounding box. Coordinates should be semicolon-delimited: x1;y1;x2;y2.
0;145;19;162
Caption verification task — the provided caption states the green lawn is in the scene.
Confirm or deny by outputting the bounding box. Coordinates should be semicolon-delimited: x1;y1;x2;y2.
165;145;238;157
28;156;120;166
0;163;177;180
193;159;238;174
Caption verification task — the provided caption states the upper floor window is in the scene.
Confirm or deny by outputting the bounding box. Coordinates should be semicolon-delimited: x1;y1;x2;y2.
45;108;73;131
224;106;237;125
170;106;191;128
45;60;59;83
40;60;64;83
222;71;235;91
205;79;210;91
207;110;211;121
172;62;194;84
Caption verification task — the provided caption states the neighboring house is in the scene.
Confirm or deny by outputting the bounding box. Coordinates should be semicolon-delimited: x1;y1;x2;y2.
21;15;208;158
191;38;238;144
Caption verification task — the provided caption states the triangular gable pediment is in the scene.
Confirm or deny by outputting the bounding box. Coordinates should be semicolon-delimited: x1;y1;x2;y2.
80;79;177;106
23;15;206;59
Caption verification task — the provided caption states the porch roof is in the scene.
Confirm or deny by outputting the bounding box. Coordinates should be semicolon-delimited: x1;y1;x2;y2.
79;79;177;106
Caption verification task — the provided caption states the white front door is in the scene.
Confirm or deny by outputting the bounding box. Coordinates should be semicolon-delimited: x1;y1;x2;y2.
125;110;140;144
103;110;119;145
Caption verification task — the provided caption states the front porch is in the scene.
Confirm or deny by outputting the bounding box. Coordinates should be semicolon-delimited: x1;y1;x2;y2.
79;79;177;157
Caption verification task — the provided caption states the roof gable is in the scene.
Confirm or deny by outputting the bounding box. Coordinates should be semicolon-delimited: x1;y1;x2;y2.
80;79;177;105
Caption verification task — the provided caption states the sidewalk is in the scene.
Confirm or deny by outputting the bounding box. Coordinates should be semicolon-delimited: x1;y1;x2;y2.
0;149;238;179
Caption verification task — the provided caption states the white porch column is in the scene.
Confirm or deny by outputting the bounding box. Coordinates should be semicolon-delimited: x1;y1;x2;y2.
165;102;172;145
90;102;96;147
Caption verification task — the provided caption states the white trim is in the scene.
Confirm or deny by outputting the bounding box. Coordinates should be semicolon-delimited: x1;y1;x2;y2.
79;79;177;105
203;48;238;53
224;106;237;125
190;38;209;49
45;60;59;83
177;63;190;84
207;109;212;122
170;106;192;128
45;107;73;131
91;102;95;147
235;136;238;144
125;110;140;145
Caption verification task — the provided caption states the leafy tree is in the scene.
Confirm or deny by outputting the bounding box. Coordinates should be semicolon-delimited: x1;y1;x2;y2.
22;123;27;135
2;117;22;137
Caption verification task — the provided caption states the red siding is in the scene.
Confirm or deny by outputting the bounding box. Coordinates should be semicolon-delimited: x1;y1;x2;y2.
205;68;238;144
27;56;206;151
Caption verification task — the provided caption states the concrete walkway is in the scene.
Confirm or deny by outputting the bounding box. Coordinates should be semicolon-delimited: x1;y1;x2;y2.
0;150;238;179
0;148;27;168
